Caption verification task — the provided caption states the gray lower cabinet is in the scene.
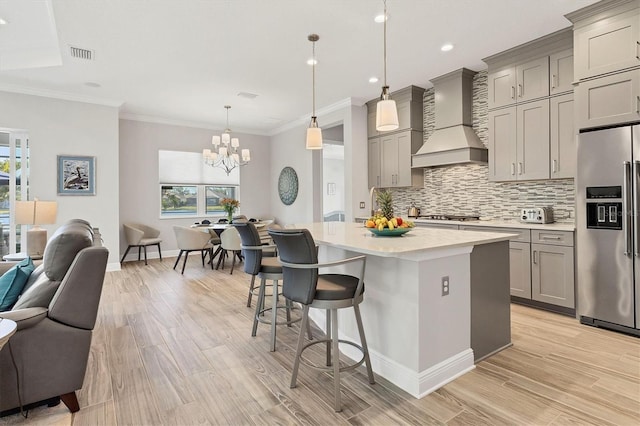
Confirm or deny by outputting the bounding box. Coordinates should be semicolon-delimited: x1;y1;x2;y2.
509;241;532;299
531;243;575;308
459;225;575;311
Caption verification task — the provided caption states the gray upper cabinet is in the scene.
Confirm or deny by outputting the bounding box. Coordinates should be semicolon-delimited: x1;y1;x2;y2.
550;93;576;179
366;86;425;188
487;57;549;109
549;49;574;95
576;68;640;129
368;138;381;188
378;131;423;188
573;8;640;81
488;99;550;182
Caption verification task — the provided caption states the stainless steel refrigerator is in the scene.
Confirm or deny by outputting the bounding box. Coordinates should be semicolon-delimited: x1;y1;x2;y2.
577;124;640;336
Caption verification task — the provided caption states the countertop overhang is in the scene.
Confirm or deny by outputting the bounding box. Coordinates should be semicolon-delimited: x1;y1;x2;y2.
296;222;514;258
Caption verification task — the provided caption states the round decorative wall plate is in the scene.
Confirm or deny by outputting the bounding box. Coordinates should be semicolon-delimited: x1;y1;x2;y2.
278;166;298;205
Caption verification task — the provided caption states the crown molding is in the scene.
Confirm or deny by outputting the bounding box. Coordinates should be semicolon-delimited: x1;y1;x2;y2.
0;83;123;107
269;97;365;136
119;112;267;136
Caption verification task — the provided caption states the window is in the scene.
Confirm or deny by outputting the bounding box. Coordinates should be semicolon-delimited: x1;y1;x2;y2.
205;186;237;215
158;150;240;219
0;129;29;255
160;185;197;217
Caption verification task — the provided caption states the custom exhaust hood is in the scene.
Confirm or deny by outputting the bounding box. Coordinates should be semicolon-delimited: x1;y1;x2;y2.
412;68;487;168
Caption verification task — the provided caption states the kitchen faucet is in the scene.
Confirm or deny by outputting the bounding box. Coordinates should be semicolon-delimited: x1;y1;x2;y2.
369;186;377;217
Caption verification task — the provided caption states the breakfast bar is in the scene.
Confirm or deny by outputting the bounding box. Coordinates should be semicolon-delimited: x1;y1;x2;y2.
297;222;514;398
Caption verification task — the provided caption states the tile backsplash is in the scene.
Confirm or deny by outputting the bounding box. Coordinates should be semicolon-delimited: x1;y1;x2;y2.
391;70;575;223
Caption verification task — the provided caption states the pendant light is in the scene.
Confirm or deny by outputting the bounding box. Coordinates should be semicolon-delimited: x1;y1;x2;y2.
376;0;399;132
306;33;323;150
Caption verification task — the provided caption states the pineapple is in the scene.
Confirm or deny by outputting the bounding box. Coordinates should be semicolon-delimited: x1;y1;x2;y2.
376;189;394;220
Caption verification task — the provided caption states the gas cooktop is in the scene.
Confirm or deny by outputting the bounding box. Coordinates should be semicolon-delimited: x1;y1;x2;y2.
416;214;480;221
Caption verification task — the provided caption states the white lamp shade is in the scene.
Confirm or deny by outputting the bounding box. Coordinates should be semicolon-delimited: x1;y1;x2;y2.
306;127;323;150
15;200;57;225
203;148;211;157
222;132;231;145
219;147;228;156
232;153;239;163
210;152;218;161
376;99;399;131
231;138;240;148
212;135;221;146
241;149;250;161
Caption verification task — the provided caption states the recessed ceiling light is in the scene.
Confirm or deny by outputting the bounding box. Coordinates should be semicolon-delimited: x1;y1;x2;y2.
374;14;387;23
441;43;454;52
84;82;101;88
0;18;8;25
306;58;317;66
369;77;379;83
237;92;258;99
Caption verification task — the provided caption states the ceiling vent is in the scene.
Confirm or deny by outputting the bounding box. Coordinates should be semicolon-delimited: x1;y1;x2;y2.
69;46;94;60
237;92;258;100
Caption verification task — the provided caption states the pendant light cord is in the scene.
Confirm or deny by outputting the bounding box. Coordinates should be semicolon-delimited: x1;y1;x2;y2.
312;39;316;117
383;0;388;87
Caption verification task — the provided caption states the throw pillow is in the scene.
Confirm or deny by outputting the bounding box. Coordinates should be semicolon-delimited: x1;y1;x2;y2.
0;258;35;311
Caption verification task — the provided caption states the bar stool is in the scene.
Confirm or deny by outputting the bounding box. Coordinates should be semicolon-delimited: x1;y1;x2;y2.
268;228;375;412
234;222;311;352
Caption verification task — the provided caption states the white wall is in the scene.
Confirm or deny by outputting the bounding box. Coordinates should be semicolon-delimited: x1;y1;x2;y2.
0;91;120;266
119;119;271;257
269;102;368;225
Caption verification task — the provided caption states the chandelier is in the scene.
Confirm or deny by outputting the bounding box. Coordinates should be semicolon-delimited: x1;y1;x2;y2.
203;105;250;175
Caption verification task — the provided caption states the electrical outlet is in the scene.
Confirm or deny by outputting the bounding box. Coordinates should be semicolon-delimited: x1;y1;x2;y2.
360;201;365;209
441;276;450;296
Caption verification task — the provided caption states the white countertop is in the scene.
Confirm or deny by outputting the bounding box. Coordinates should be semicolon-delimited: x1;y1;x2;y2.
296;222;514;258
412;218;576;231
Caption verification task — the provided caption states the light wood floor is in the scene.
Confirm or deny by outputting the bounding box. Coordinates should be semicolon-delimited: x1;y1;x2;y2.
1;257;639;425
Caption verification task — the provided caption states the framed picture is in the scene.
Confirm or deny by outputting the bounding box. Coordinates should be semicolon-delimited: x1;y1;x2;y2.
57;155;96;195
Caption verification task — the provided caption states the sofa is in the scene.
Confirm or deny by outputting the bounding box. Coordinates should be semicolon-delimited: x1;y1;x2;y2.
0;219;109;414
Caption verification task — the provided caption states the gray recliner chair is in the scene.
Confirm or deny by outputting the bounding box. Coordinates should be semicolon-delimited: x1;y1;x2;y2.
0;219;109;414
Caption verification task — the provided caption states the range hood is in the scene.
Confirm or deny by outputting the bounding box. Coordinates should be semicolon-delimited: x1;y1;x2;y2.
412;68;487;168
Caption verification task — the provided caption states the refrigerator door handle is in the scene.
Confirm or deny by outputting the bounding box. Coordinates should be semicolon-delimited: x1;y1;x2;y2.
624;161;632;256
635;161;640;256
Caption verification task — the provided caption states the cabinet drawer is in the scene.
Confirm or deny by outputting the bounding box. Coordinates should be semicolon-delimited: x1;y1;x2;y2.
576;69;640;129
459;225;530;242
531;230;574;246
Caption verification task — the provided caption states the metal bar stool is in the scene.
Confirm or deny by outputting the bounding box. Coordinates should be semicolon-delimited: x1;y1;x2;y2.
269;228;375;412
234;223;312;352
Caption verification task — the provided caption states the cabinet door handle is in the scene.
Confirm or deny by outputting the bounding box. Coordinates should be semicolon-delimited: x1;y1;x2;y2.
518;84;523;97
636;41;639;60
533;250;537;264
551;74;556;89
511;163;516;176
510;86;515;100
552;159;558;173
637;96;640;114
518;162;523;175
541;235;561;240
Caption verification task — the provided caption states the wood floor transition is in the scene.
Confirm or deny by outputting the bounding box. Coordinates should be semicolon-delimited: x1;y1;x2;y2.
1;257;638;425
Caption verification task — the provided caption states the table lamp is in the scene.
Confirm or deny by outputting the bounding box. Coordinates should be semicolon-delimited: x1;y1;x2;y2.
15;199;58;259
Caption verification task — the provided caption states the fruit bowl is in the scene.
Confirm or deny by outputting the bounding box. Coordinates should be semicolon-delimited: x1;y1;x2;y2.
367;227;412;237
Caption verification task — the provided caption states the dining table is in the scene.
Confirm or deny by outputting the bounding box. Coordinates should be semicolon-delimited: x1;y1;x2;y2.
190;221;270;268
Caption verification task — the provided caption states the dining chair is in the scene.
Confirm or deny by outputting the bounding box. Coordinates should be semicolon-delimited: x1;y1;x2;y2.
121;223;162;265
172;226;214;274
216;227;243;274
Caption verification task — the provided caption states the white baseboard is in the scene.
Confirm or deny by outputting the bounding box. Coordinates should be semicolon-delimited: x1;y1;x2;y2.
308;308;475;398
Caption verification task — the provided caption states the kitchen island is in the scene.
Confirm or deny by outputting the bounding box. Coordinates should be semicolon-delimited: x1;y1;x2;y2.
297;222;514;398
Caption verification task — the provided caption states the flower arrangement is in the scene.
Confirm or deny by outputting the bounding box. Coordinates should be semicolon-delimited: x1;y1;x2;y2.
220;198;240;221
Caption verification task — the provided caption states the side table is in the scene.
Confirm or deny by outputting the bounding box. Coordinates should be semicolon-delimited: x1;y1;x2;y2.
0;318;17;351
